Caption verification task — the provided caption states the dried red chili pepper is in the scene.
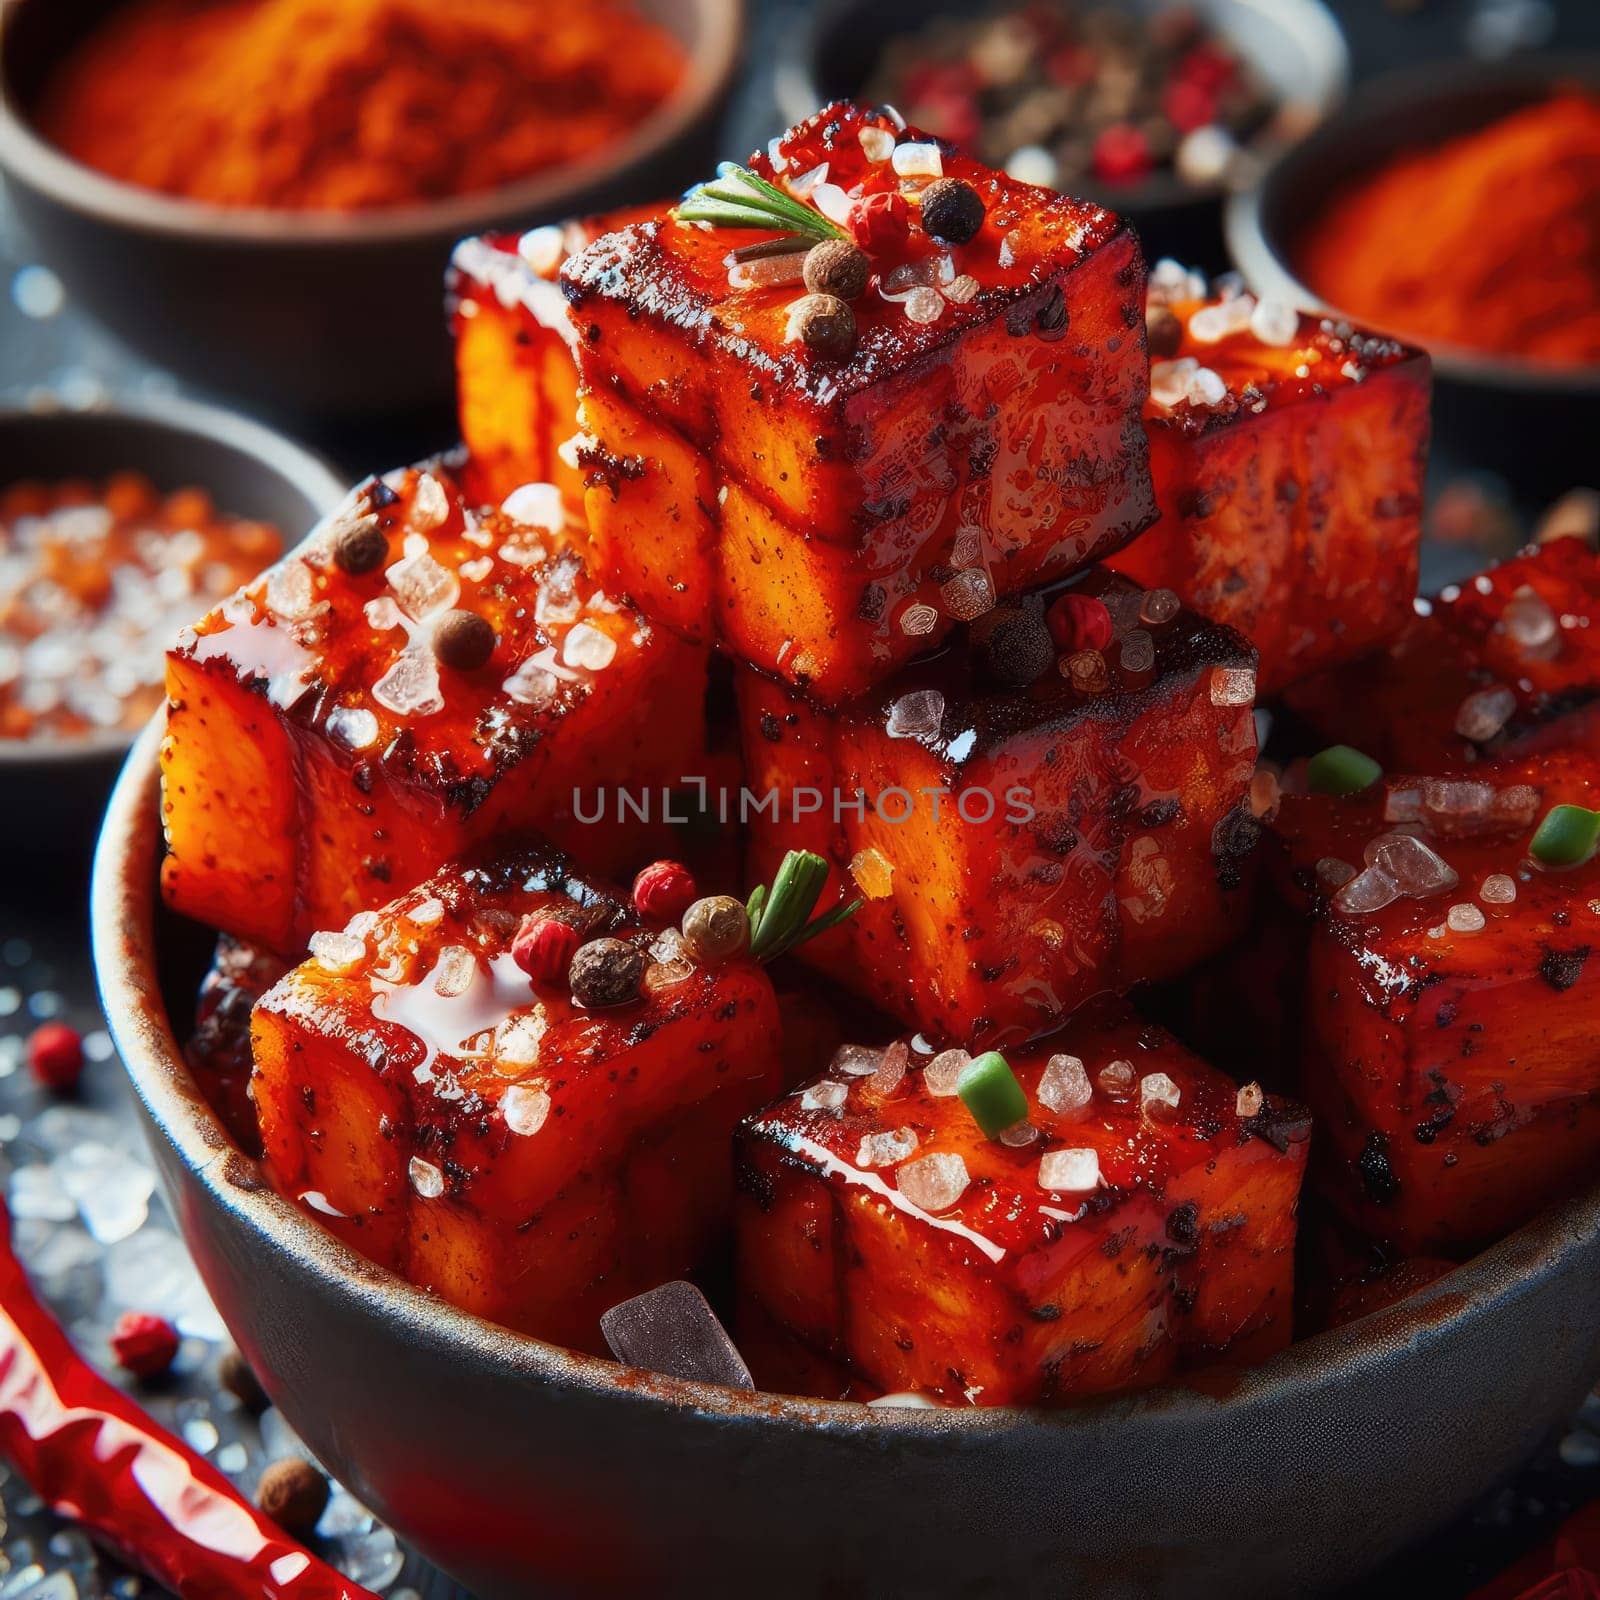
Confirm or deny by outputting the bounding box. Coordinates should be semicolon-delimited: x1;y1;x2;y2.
0;1202;375;1599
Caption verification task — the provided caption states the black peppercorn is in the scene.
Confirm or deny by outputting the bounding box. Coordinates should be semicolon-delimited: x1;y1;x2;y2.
978;602;1056;689
257;1458;329;1537
569;937;647;1007
788;293;856;360
1146;306;1184;359
919;178;986;245
433;609;496;671
803;239;870;300
332;514;386;576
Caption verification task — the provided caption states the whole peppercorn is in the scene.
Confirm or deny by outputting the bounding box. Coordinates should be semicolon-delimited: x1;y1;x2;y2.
788;294;856;360
919;178;986;245
1146;306;1185;359
511;914;580;987
632;860;698;922
331;514;386;576
433;609;496;672
568;938;647;1008
257;1458;330;1538
681;896;750;965
845;190;910;252
26;1021;82;1093
803;239;870;300
218;1345;269;1412
110;1311;180;1380
1046;592;1114;655
979;604;1057;689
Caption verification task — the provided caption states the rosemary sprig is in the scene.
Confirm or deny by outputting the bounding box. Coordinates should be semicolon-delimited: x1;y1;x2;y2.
675;162;847;243
747;849;862;963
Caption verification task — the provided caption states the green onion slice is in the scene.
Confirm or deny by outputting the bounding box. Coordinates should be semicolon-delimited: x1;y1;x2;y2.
1530;804;1600;869
1306;744;1383;797
957;1052;1029;1139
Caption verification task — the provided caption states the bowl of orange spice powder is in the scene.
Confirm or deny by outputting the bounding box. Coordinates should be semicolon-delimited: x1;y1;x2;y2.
0;0;741;420
1226;56;1600;496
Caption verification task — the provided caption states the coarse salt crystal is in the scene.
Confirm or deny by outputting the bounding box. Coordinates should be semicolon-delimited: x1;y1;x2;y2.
518;226;565;276
408;897;445;925
892;142;943;179
1250;298;1300;347
364;596;404;631
832;1043;884;1078
408;1158;444;1199
1140;1072;1181;1116
1481;873;1518;905
998;1119;1040;1147
1447;902;1486;934
858;1127;919;1168
326;705;380;751
801;1080;849;1115
1036;1053;1092;1115
1038;1148;1100;1194
1236;1082;1265;1118
372;648;444;718
1503;587;1559;652
886;689;945;740
1334;863;1401;916
502;658;560;708
386;550;459;622
1210;666;1256;706
1454;685;1517;743
1139;588;1181;626
562;622;616;672
896;1151;970;1212
944;274;980;304
1098;1059;1136;1099
1184;366;1228;407
900;603;940;637
858;125;896;163
1149;357;1198;408
502;482;564;531
866;1040;910;1098
409;473;450;533
903;286;945;324
1189;296;1255;344
502;1083;551;1136
309;930;365;973
432;944;477;998
1366;833;1458;897
923;1048;971;1097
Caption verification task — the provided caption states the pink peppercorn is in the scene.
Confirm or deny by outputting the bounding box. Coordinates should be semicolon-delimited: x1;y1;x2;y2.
511;915;580;987
845;191;910;253
1046;593;1114;655
632;860;698;923
111;1311;180;1380
1092;124;1154;185
26;1022;82;1092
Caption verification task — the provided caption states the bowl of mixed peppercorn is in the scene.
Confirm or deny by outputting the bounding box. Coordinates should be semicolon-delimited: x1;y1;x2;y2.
782;0;1347;259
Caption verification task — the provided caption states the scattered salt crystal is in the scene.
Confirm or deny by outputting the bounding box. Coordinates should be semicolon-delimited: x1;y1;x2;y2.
1316;856;1357;890
900;603;940;637
1140;1072;1181;1116
386;550;459;621
326;705;379;751
1236;1082;1265;1118
265;559;316;619
562;622;616;672
495;1011;547;1069
1384;786;1423;823
1097;1059;1136;1099
372;649;444;718
1067;650;1108;694
1119;629;1155;674
502;481;565;531
858;1127;919;1168
1149;357;1199;408
886;689;945;740
409;473;450;533
903;286;945;325
1454;685;1517;743
1036;1053;1092;1114
1139;589;1181;626
1005;144;1059;187
1175;125;1237;186
851;847;895;899
896;1152;970;1212
1210;666;1256;706
408;897;445;925
940;567;993;620
832;1043;885;1078
728;252;808;291
502;1083;551;1137
892;142;943;178
1189;296;1255;344
432;945;477;998
309;930;365;973
786;160;828;198
866;1040;910;1098
1334;864;1401;916
801;1080;849;1115
502;658;559;708
460;555;494;584
1447;902;1486;934
810;183;856;228
1503;586;1559;652
1481;873;1518;905
364;596;404;631
999;1119;1040;1147
1250;298;1300;347
409;1158;444;1199
944;274;980;304
517;226;565;276
1367;833;1458;897
1184;366;1228;407
924;1048;971;1097
1038;1148;1100;1194
859;125;896;162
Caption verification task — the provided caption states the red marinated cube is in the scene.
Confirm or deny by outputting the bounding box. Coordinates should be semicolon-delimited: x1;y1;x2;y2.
186;934;288;1155
1285;536;1600;770
251;842;782;1352
738;569;1261;1047
564;102;1156;702
450;211;656;514
1111;279;1430;694
1273;741;1600;1256
162;462;708;955
735;999;1310;1405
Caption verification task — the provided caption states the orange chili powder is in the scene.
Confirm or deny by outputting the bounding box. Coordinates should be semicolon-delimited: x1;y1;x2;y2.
38;0;687;213
1296;92;1600;367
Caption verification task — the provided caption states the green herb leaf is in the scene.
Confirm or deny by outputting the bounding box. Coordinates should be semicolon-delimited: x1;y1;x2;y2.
673;162;847;243
746;849;860;962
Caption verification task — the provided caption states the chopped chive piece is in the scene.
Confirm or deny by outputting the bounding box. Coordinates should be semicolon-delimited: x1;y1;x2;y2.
673;162;847;243
746;849;861;962
1307;744;1382;797
957;1051;1029;1139
1530;804;1600;868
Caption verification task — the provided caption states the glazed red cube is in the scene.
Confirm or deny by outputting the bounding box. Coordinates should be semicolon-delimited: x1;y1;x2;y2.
186;934;288;1154
735;999;1310;1405
161;462;708;955
450;210;656;514
563;101;1156;702
251;842;782;1352
1273;741;1600;1256
1285;536;1600;770
1110;281;1430;693
737;568;1261;1047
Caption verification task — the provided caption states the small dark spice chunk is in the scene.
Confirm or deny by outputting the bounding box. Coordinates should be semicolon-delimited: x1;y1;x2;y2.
256;1458;330;1538
433;608;496;672
569;937;647;1008
332;515;386;576
803;239;870;300
919;178;986;244
789;293;856;359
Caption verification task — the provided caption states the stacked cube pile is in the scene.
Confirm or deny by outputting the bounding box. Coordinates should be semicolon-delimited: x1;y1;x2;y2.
159;104;1600;1408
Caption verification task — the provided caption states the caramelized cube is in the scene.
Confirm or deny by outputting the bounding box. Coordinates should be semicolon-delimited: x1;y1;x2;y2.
1111;287;1430;693
564;102;1156;702
161;463;707;955
735;999;1309;1405
186;934;288;1155
450;212;656;514
251;842;782;1351
1285;537;1600;769
1273;741;1600;1255
738;570;1260;1047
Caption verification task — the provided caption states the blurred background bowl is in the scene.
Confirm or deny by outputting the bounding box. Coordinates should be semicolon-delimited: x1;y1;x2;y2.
1226;53;1600;505
0;0;744;427
0;394;345;864
779;0;1348;265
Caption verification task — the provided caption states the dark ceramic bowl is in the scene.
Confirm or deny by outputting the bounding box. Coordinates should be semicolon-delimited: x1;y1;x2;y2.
779;0;1348;265
0;0;743;423
93;723;1600;1598
0;395;345;861
1225;55;1600;503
